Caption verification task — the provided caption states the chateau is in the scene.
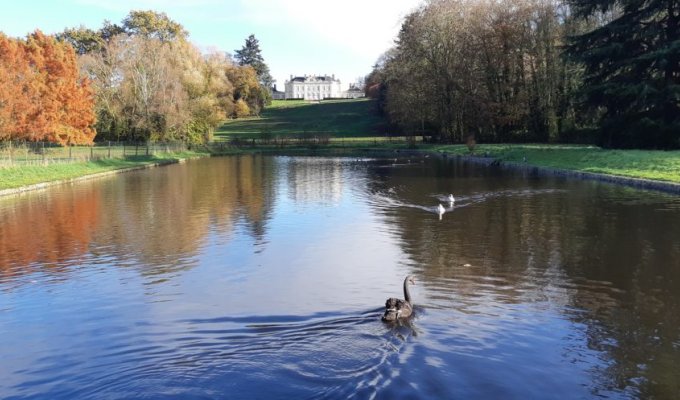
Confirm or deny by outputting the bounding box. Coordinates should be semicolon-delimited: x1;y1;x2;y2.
282;74;364;100
284;74;342;100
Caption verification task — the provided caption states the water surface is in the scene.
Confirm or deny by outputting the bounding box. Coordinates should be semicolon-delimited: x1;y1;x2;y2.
1;155;679;399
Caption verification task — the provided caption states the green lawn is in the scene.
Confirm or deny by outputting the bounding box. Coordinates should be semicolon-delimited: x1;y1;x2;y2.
0;152;208;191
215;99;386;140
430;144;680;184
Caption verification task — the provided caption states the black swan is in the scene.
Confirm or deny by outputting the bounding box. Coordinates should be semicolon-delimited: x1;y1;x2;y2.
382;276;416;322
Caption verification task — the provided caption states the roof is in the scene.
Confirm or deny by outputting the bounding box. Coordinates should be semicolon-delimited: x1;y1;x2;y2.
289;75;338;83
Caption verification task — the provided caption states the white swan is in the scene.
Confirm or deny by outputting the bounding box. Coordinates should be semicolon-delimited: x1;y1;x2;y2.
447;194;455;203
437;204;446;215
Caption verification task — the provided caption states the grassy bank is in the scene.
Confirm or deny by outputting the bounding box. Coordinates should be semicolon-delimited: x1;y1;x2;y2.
215;99;385;140
430;144;680;184
0;151;213;191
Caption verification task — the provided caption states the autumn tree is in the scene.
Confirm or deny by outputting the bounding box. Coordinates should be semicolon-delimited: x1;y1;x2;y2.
122;10;188;42
57;10;270;143
0;33;30;140
178;47;235;142
226;64;267;116
0;31;96;144
24;31;97;144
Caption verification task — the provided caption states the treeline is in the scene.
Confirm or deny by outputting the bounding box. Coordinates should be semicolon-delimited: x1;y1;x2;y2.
367;0;680;149
0;10;272;145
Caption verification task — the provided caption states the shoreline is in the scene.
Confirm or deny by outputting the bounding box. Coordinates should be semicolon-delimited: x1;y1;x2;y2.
0;158;185;198
447;153;680;195
2;147;679;198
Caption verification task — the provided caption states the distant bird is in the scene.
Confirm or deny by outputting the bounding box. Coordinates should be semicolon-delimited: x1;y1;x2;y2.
447;194;455;204
382;276;416;322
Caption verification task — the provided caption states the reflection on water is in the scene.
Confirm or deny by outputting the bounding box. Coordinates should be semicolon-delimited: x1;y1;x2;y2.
1;155;680;399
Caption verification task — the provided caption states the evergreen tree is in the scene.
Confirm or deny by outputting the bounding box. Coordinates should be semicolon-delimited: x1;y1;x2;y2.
567;0;680;148
234;34;274;89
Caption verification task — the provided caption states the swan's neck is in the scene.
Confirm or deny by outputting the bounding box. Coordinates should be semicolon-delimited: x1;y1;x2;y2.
403;278;412;304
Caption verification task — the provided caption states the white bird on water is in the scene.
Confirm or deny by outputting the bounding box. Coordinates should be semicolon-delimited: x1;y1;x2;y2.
447;194;455;204
437;204;446;220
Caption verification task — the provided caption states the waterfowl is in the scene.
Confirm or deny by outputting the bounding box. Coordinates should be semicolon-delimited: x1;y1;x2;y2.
448;194;455;203
382;276;416;322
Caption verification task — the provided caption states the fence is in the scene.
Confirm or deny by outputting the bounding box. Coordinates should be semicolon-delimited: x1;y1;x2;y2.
0;141;187;167
0;136;421;167
222;135;420;148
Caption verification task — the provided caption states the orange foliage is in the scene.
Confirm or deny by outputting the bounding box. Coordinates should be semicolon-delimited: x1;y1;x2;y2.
0;31;96;144
0;33;32;139
0;186;101;278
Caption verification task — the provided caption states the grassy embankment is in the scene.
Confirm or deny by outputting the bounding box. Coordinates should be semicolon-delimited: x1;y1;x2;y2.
430;144;680;184
0;151;217;191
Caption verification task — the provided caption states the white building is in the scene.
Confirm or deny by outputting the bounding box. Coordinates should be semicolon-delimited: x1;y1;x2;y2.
285;74;343;100
344;84;365;99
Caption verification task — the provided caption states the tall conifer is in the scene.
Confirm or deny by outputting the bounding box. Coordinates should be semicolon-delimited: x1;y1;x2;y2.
234;34;274;89
567;0;680;148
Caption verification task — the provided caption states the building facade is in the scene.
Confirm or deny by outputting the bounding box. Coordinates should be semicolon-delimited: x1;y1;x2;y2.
344;84;365;99
284;75;343;100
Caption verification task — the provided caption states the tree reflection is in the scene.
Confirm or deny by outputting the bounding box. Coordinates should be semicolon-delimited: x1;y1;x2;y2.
0;155;276;283
0;186;102;281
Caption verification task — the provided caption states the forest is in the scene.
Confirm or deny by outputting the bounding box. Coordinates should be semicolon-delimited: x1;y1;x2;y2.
0;11;271;145
366;0;680;149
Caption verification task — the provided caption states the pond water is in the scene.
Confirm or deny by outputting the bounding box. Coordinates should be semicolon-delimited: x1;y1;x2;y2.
1;155;680;399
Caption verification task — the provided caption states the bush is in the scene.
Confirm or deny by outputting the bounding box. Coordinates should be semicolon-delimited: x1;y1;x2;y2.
234;99;251;118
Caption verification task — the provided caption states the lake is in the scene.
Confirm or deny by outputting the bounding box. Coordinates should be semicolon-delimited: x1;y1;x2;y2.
1;155;679;399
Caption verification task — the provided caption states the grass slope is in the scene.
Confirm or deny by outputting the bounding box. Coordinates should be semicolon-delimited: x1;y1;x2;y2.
431;144;680;184
215;99;385;140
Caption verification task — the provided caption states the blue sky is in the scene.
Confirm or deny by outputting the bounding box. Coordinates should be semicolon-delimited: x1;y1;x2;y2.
1;0;421;89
